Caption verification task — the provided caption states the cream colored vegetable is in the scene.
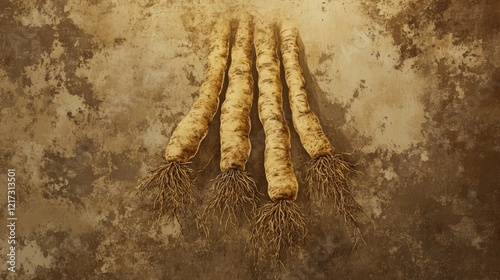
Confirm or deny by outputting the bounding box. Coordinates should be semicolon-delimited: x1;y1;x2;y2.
138;18;231;221
198;14;258;232
165;19;232;163
251;20;306;265
280;20;362;237
219;14;254;173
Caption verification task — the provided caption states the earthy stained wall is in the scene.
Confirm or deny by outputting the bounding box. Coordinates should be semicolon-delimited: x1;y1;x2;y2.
0;0;499;279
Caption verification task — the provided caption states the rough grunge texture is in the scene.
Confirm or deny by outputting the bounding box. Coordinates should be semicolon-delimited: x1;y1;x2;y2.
0;0;499;279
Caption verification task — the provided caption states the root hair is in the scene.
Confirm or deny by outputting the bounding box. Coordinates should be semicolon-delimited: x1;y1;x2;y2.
251;200;307;267
198;168;259;236
137;161;195;223
307;152;364;243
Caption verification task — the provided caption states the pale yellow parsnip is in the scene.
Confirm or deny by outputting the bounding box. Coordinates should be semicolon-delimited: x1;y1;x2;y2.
279;20;333;158
139;18;231;222
165;18;231;162
219;14;254;171
220;14;253;172
255;21;298;202
279;21;362;241
251;20;307;267
197;15;258;231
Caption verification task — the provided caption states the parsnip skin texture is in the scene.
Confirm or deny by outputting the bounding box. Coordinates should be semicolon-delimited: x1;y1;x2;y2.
165;19;231;163
279;21;333;159
255;21;298;202
219;15;254;172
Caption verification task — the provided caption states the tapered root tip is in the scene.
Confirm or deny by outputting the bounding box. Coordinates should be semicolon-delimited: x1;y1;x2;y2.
251;200;307;267
197;168;259;235
307;152;363;231
137;161;195;222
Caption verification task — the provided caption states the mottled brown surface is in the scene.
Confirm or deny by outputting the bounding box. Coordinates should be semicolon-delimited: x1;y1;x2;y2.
0;1;499;279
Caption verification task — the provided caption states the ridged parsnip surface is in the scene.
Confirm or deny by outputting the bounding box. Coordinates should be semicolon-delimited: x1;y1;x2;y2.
280;20;333;158
197;15;258;232
220;15;254;171
165;18;231;162
255;21;298;201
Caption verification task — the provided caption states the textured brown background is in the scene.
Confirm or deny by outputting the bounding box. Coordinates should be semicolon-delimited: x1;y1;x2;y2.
1;0;499;279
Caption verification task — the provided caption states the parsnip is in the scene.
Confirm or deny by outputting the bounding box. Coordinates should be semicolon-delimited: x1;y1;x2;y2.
280;20;362;235
198;14;258;233
138;18;231;221
251;20;306;265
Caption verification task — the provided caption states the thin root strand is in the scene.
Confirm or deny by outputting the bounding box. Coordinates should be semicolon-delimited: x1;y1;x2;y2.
137;161;195;224
307;152;364;238
251;200;307;268
197;168;259;236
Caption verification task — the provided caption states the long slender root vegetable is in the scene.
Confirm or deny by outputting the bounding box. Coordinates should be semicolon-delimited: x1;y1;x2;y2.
137;18;231;222
251;21;307;265
198;15;258;233
279;20;363;238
